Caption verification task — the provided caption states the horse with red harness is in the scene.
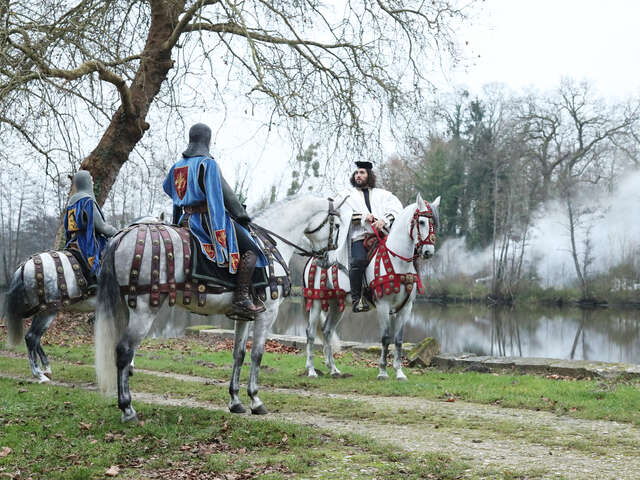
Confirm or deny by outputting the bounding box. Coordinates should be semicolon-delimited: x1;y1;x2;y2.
303;193;440;379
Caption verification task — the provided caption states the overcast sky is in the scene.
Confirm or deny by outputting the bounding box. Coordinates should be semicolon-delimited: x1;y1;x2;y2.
454;0;640;98
177;0;640;205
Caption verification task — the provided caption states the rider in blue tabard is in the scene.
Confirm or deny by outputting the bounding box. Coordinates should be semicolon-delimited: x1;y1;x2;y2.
163;123;267;320
63;170;118;278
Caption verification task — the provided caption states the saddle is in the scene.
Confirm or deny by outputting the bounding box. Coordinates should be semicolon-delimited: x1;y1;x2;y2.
190;236;268;290
65;246;97;288
123;223;291;309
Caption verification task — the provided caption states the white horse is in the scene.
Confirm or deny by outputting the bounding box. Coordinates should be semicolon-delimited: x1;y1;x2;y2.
4;250;98;382
3;218;159;383
303;193;440;380
94;195;346;422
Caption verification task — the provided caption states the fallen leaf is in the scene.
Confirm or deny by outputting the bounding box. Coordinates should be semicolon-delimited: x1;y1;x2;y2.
281;434;288;444
17;389;27;394
79;422;92;430
105;465;120;477
177;415;182;425
445;397;456;402
0;446;12;457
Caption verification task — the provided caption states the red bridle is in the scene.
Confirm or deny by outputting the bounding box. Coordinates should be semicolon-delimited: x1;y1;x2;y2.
371;201;437;263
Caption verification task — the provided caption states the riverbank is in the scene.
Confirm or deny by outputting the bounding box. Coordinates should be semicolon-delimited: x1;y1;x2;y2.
2;315;640;479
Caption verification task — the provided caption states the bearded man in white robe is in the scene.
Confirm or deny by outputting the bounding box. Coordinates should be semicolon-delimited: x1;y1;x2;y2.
334;161;403;312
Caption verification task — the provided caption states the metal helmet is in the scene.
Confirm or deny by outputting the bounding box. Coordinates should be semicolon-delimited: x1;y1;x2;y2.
67;170;95;206
182;123;212;158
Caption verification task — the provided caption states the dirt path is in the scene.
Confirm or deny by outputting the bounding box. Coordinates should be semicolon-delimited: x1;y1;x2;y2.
3;362;640;479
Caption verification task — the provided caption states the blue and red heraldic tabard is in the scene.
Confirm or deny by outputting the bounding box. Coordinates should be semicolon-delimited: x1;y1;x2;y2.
163;156;266;273
63;196;108;275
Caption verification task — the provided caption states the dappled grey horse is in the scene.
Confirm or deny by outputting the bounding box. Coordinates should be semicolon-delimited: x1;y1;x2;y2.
303;194;440;380
5;250;97;382
94;195;346;422
3;218;158;382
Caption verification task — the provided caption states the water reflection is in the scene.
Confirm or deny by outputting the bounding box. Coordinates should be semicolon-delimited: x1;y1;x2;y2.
3;288;638;365
146;298;640;364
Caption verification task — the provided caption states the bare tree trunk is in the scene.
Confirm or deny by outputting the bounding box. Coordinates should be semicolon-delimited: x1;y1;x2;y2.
53;0;186;247
566;194;587;298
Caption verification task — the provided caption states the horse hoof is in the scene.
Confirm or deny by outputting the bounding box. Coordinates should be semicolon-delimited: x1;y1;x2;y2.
38;374;51;383
377;374;389;381
397;375;408;382
251;404;268;415
229;403;246;414
121;407;138;423
307;370;318;378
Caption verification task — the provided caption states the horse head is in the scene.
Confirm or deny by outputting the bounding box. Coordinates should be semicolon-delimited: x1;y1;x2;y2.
412;193;440;260
303;196;348;259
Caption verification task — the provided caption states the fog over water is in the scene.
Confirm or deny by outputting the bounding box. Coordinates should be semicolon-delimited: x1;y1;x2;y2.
429;170;640;287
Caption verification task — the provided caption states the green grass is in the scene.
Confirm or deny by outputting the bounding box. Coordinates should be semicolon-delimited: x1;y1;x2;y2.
4;334;640;426
0;377;476;480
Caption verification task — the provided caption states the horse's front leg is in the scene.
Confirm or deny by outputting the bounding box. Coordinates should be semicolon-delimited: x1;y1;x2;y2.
229;320;250;414
393;309;410;381
248;314;269;415
322;302;342;376
25;313;55;383
116;308;155;423
305;305;322;377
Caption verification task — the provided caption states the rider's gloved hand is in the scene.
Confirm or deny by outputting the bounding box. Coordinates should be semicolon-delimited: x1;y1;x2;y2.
236;214;252;227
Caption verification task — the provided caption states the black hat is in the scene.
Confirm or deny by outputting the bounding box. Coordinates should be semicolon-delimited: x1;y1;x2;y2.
355;161;373;169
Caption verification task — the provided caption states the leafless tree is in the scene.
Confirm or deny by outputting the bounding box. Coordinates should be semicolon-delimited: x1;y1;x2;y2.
1;0;473;220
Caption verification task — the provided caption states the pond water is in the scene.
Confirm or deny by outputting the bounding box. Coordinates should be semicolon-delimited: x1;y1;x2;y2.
146;297;640;365
2;289;638;364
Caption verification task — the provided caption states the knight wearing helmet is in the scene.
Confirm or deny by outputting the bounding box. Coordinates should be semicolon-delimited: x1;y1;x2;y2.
163;123;267;321
63;170;118;278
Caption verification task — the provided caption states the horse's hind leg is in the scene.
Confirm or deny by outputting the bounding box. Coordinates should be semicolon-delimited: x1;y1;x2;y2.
322;302;342;376
377;309;392;380
116;308;156;423
248;316;269;415
229;320;251;414
305;305;322;377
25;312;55;383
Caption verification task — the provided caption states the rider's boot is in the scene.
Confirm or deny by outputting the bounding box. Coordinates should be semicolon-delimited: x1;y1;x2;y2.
349;263;370;313
227;251;266;321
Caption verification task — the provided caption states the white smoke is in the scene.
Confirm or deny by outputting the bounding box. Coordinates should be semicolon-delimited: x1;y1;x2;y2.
427;169;640;287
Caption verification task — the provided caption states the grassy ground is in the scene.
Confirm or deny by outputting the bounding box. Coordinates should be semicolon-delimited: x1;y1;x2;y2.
2;314;640;479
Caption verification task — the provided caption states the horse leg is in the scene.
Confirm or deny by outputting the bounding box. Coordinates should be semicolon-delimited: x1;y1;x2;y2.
322;302;342;376
305;305;321;377
25;313;55;383
229;320;250;414
116;309;155;423
248;316;269;415
377;309;392;380
393;309;410;381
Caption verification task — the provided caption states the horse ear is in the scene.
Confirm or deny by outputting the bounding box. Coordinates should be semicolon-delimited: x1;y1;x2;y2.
432;196;441;208
416;192;424;208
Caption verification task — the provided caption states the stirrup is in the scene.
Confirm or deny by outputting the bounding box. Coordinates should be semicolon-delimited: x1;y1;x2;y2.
225;310;256;322
352;298;370;313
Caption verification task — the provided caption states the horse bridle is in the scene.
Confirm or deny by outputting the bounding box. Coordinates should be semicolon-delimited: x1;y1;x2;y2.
410;202;437;250
303;196;348;257
252;197;347;259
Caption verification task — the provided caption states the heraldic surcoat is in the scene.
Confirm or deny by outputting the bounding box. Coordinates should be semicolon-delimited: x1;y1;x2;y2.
63;196;109;275
163;155;266;274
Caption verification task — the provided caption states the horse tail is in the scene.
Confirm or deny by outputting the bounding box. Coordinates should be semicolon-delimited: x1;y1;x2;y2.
5;266;26;348
95;239;127;394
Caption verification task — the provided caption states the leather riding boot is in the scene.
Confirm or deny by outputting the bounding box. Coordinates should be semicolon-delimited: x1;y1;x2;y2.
349;264;370;313
228;251;266;321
